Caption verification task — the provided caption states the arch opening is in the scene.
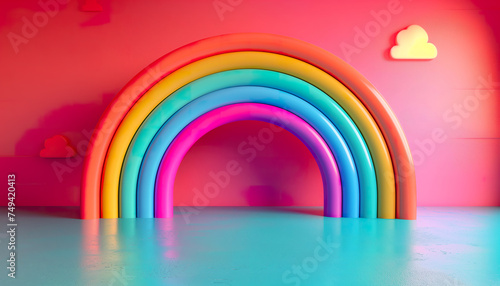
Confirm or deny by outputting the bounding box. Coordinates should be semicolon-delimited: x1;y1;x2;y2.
172;120;324;210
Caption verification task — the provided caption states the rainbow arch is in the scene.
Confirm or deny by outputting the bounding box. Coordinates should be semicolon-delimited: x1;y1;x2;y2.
81;33;416;220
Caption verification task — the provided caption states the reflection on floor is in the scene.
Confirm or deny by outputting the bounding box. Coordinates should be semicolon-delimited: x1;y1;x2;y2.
0;207;499;286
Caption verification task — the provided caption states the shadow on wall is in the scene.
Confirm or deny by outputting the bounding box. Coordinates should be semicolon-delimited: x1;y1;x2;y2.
15;93;113;156
384;29;399;61
10;93;113;209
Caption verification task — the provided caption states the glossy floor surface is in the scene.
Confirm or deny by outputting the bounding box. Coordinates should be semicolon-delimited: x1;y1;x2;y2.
0;207;499;286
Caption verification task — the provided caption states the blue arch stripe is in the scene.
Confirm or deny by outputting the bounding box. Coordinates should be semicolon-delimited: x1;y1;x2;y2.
136;86;359;218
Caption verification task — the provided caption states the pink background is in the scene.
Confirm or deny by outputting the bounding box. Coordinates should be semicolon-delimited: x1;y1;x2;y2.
1;0;499;207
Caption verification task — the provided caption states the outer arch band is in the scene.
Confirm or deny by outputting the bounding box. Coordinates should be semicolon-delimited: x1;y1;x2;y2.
120;70;377;219
82;33;416;220
155;103;342;218
138;86;349;218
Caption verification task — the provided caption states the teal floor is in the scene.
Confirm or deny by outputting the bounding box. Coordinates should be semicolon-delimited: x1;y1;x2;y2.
1;207;499;286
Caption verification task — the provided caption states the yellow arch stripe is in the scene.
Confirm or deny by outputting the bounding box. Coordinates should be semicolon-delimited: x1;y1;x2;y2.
101;51;395;219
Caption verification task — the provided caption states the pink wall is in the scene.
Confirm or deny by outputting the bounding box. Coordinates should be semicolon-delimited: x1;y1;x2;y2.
1;0;499;207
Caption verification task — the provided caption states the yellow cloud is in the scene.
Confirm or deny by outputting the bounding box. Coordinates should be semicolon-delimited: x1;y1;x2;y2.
390;25;437;60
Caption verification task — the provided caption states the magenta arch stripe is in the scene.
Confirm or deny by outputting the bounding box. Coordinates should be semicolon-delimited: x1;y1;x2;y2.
155;103;342;218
